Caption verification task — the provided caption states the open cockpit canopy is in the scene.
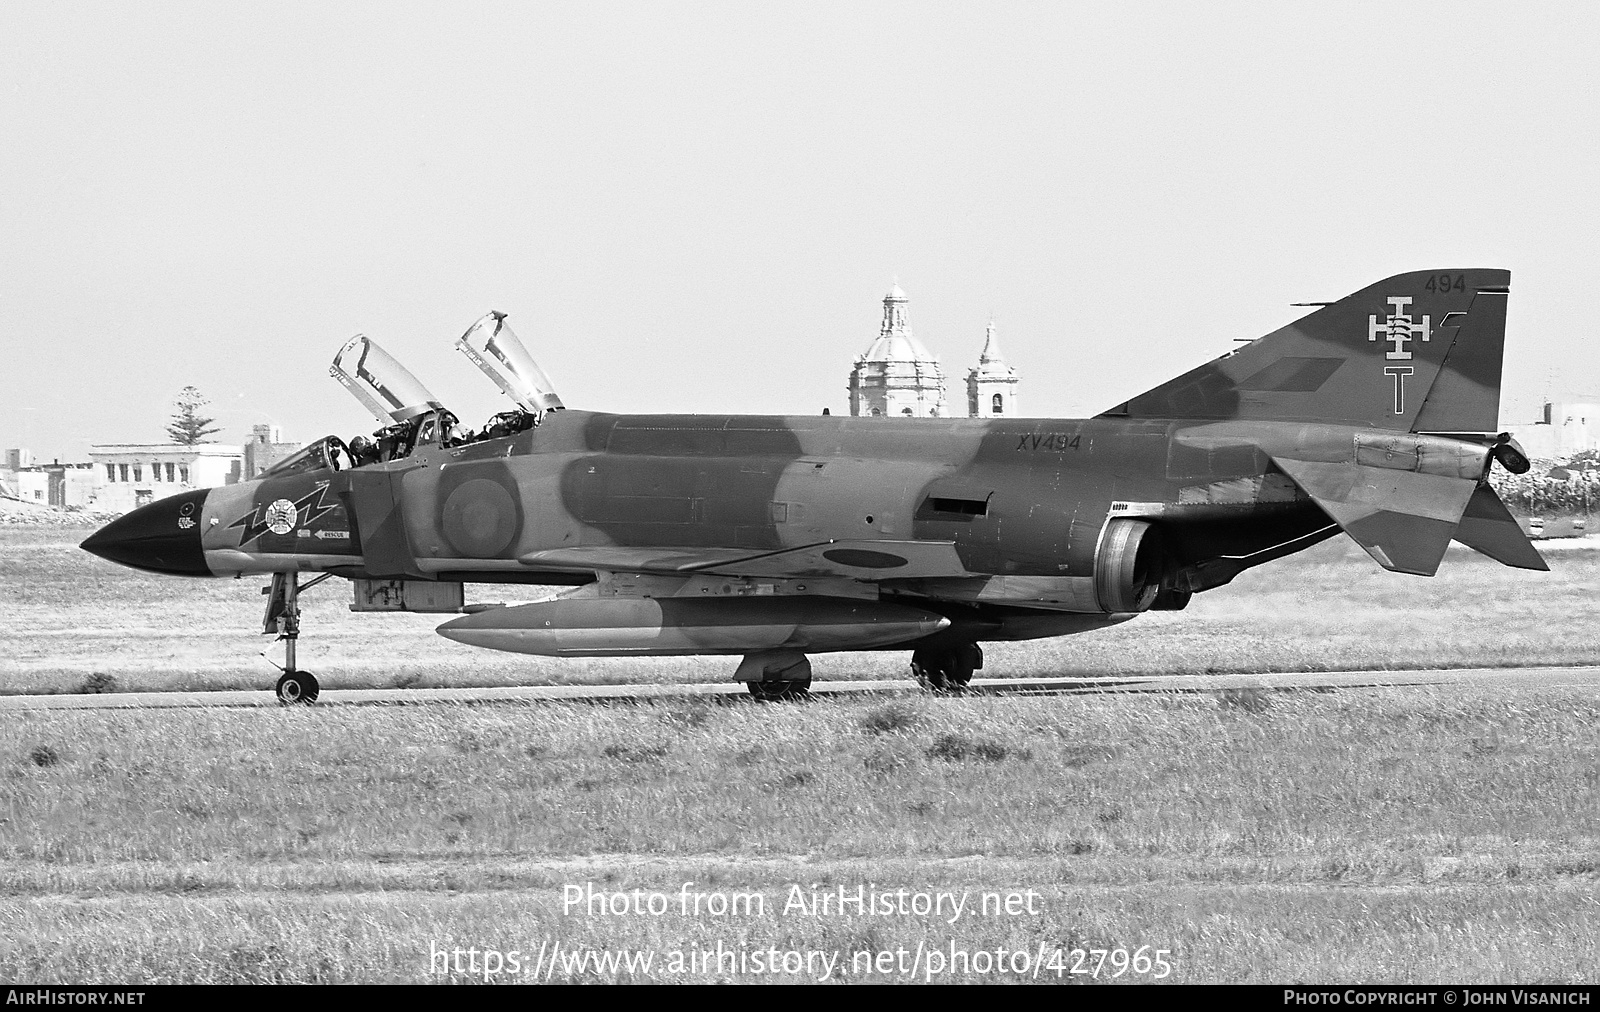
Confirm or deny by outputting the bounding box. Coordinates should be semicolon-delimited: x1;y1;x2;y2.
454;311;564;416
330;334;445;424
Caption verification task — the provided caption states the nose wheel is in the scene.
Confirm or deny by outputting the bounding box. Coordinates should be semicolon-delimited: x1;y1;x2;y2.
275;670;320;705
263;571;332;705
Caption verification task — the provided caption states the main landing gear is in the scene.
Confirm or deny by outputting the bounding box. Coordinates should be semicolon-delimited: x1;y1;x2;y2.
911;642;982;692
737;650;813;702
263;571;333;705
732;642;984;700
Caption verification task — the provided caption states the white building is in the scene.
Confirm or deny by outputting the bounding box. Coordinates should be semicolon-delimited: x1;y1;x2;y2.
87;444;242;513
848;285;949;418
966;321;1020;418
14;469;50;504
1508;398;1600;461
14;462;97;508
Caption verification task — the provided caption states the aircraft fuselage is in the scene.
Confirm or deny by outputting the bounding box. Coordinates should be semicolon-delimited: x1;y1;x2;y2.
90;408;1414;621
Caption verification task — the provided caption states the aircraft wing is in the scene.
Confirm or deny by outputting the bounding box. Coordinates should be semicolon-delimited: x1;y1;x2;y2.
520;540;973;580
518;546;760;574
1271;457;1546;575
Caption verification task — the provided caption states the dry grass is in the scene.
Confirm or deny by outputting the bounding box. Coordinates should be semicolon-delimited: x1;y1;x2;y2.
1;688;1597;982
7;689;1592;867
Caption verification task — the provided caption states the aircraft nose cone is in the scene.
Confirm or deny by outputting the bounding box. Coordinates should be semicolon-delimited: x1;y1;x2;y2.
80;489;211;576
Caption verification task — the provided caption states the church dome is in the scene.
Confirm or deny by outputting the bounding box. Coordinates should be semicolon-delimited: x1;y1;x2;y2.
848;282;948;418
857;283;939;363
858;333;939;363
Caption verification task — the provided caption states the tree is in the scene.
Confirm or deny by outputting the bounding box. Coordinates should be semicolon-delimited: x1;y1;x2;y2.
166;386;223;445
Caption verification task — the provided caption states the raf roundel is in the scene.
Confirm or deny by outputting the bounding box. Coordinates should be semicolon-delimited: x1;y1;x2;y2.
264;499;299;536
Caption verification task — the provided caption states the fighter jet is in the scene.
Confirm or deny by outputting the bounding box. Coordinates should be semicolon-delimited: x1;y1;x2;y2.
81;269;1542;703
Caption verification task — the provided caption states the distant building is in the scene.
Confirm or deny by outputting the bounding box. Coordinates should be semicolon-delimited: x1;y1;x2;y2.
13;468;48;504
87;444;242;513
1508;398;1600;460
849;285;949;418
14;462;97;508
965;321;1019;418
243;424;300;479
5;452;96;508
846;284;1025;419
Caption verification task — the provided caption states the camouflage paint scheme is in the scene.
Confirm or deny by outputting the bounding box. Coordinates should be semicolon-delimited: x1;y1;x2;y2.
83;269;1544;670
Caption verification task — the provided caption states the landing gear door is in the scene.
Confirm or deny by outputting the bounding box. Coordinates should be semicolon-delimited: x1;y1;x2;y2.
330;468;426;579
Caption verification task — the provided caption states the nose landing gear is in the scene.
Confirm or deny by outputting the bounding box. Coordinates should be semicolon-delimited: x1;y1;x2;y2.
274;669;319;705
263;571;332;705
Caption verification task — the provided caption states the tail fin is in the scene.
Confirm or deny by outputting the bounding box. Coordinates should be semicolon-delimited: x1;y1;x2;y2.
1102;269;1511;431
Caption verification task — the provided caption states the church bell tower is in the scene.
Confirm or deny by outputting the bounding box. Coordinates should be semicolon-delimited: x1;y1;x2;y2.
966;320;1019;417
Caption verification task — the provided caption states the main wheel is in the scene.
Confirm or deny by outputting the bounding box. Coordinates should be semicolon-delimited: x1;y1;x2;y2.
746;678;811;701
911;647;952;691
949;642;982;689
275;670;320;705
912;644;981;692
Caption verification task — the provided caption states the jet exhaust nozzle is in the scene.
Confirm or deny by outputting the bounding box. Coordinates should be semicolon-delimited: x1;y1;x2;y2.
1492;434;1531;475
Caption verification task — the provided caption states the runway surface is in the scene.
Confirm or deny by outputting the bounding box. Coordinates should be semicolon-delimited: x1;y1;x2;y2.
1;665;1596;709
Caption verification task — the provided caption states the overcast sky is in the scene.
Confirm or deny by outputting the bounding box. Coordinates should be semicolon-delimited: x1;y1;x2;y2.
3;2;1596;459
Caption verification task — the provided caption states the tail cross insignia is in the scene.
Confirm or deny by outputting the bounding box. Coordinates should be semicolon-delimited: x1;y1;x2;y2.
1369;296;1431;415
1368;296;1430;360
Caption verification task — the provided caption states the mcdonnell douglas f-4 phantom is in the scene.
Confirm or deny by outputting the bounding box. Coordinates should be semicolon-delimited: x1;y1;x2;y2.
82;269;1543;703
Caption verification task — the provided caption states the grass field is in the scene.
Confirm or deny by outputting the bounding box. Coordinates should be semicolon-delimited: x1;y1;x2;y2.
1;523;1597;983
1;688;1597;982
2;524;1597;695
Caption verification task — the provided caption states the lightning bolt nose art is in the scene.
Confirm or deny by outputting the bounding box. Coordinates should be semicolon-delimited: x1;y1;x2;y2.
226;483;340;547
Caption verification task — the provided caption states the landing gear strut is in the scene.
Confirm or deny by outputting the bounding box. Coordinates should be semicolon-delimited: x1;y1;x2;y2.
263;571;332;705
912;642;982;692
